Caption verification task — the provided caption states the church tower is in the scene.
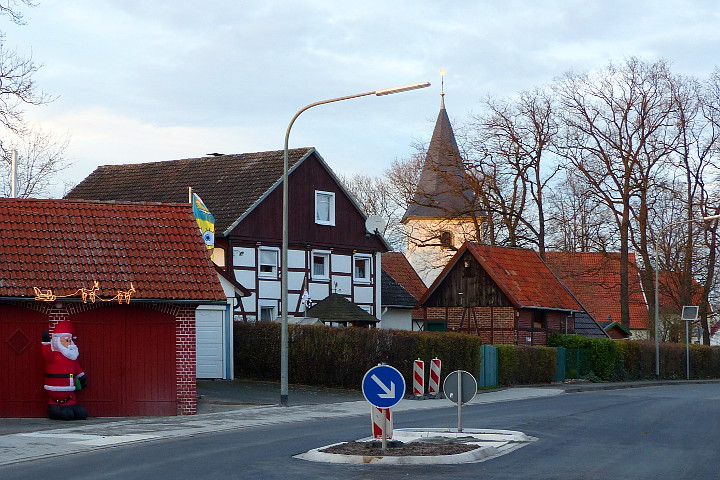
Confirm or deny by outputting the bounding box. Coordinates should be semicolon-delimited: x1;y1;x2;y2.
402;83;480;286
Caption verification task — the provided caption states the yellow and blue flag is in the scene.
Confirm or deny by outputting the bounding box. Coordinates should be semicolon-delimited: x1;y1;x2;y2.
192;192;215;249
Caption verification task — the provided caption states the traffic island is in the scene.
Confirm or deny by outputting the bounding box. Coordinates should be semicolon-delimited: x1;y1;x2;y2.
294;428;537;465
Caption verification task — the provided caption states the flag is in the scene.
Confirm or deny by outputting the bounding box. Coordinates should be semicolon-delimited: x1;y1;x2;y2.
192;192;215;249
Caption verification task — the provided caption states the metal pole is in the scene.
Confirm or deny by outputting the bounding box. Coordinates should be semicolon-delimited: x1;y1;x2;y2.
654;247;660;379
10;150;17;198
279;82;430;407
652;215;720;381
457;372;463;433
686;320;690;380
381;408;387;450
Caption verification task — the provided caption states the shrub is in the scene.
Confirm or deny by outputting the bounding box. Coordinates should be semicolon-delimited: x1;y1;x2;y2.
233;322;483;392
497;345;556;385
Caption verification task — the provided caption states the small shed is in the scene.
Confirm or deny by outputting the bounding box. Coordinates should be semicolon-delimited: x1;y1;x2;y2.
0;198;226;417
305;293;379;327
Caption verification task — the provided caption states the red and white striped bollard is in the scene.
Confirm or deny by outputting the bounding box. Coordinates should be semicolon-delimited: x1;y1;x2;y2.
371;407;393;439
413;358;425;397
428;358;442;396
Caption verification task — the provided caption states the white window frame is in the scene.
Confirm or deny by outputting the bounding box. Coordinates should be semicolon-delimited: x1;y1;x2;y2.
258;247;280;279
259;303;276;322
315;190;336;226
311;250;331;280
353;253;372;283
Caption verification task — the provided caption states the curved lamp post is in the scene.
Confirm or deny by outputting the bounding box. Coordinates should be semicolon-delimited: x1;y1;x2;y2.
654;214;720;378
280;82;431;406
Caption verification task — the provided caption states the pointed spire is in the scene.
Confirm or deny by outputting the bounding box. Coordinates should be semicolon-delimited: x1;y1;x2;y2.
402;76;471;222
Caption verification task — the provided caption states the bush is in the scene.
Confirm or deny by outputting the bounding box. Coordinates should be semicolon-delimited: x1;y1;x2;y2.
233;322;483;392
496;345;557;385
549;334;720;381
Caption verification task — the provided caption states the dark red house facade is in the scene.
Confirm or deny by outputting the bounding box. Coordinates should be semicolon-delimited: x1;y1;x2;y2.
0;199;225;417
66;148;389;322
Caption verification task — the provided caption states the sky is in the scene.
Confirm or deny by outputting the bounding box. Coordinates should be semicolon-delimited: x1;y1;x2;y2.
4;0;720;198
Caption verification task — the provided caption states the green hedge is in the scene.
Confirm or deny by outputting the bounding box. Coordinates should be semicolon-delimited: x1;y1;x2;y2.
233;322;483;392
496;345;557;385
549;334;720;381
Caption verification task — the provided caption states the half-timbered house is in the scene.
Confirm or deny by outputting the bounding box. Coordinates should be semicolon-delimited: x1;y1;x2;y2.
417;242;607;345
66;148;389;328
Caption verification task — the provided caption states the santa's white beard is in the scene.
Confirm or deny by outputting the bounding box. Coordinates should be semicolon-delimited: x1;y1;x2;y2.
51;337;79;360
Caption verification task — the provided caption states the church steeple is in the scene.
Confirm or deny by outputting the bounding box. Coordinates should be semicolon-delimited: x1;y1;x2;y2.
402;76;469;222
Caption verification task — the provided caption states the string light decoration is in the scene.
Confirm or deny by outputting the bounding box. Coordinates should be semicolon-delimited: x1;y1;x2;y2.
33;281;136;304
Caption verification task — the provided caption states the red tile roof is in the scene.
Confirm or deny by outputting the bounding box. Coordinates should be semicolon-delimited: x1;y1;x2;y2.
465;244;582;310
545;252;649;330
0;198;226;302
420;243;582;311
382;252;427;301
656;271;706;313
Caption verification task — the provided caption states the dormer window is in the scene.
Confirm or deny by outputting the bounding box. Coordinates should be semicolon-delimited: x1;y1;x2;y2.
315;191;335;226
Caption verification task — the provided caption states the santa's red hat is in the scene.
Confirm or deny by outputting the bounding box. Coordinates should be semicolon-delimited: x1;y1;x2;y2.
52;320;76;339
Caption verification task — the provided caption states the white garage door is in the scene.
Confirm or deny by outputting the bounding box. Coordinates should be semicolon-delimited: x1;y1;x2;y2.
196;305;227;379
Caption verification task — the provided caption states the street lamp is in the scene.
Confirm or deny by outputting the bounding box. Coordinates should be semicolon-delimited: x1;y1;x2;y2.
280;82;431;406
653;214;720;379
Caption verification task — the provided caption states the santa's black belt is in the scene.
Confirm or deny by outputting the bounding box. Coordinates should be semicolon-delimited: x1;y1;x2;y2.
45;373;73;378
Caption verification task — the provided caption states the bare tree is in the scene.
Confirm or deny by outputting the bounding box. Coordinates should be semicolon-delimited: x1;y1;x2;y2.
545;170;618;252
0;127;71;197
0;0;50;133
339;172;406;250
467;88;560;255
553;57;679;329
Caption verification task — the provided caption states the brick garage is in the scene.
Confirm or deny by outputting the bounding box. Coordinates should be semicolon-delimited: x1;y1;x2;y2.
0;199;225;417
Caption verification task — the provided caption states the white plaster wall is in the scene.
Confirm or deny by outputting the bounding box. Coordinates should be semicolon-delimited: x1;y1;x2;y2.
354;285;374;304
308;282;330;301
380;309;413;330
334;276;352;295
332;254;351;274
235;269;256;289
289;270;305;289
241;293;256;313
232;247;255;267
258;279;281;298
288;249;306;268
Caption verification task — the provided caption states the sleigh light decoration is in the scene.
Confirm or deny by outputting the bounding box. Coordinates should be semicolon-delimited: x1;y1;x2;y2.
33;281;136;304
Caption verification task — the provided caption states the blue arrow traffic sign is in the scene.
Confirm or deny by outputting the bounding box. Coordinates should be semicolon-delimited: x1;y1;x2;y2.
362;365;406;409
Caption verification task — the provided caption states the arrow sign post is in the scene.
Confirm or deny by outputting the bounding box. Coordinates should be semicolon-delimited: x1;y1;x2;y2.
443;370;477;433
362;365;406;450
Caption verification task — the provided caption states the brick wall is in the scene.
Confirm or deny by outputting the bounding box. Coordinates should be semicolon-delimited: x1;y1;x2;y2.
422;306;571;346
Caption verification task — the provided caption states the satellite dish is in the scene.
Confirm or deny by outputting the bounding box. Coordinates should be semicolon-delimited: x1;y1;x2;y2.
365;215;387;235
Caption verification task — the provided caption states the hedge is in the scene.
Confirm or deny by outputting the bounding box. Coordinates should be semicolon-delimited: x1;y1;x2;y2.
233;322;483;392
549;334;720;381
496;345;557;385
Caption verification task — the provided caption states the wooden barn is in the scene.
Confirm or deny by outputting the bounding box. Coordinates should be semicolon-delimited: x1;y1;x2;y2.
417;242;607;345
0;198;226;417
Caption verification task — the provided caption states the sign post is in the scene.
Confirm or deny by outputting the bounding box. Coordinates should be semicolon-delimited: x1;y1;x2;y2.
443;370;477;433
681;306;699;380
362;364;406;450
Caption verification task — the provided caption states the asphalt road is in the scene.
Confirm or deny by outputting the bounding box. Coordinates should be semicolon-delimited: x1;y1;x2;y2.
2;384;719;479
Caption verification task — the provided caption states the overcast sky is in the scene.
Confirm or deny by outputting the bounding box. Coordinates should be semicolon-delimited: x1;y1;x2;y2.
5;1;720;197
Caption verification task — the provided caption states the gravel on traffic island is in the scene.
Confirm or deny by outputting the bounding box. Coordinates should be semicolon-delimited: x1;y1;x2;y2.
294;428;537;465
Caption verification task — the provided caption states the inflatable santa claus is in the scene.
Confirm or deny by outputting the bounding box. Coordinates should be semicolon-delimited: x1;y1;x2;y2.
41;320;88;420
